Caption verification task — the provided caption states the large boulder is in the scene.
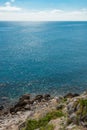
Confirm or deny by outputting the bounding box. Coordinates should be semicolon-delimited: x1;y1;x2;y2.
10;94;51;114
10;94;31;113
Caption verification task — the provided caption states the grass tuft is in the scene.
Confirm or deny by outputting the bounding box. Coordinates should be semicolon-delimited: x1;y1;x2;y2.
24;110;64;130
40;124;54;130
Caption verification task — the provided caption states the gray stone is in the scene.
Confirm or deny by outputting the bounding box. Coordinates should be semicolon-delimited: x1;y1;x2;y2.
69;113;78;124
56;104;64;110
24;104;31;110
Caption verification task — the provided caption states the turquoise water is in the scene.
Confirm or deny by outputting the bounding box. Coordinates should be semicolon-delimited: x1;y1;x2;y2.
0;21;87;100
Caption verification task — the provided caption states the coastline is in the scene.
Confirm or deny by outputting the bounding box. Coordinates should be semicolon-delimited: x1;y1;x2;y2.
1;92;87;130
0;94;58;130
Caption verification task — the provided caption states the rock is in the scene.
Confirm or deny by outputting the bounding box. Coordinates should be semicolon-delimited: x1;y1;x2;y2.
1;97;9;101
67;102;75;114
66;124;76;130
69;113;78;124
44;94;51;100
81;121;87;127
64;93;79;98
55;96;64;103
10;94;31;113
34;95;43;102
10;94;49;113
56;104;64;110
83;91;87;95
33;101;37;105
18;122;26;130
54;96;59;103
10;99;30;113
0;105;4;110
10;107;15;113
16;99;29;107
17;111;22;115
67;95;87;128
24;104;31;110
73;93;80;97
19;94;30;101
4;111;8;115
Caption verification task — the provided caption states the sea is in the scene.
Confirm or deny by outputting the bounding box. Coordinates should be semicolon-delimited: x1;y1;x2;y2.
0;21;87;102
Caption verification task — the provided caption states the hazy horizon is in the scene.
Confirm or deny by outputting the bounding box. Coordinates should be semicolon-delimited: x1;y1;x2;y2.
0;0;87;21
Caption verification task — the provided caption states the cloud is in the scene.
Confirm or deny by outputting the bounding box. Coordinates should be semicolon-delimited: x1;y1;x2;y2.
0;1;21;12
0;8;87;21
50;9;64;14
0;1;87;21
5;2;11;6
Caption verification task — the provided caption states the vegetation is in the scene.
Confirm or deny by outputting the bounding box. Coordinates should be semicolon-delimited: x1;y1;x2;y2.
77;99;87;117
62;98;67;103
40;124;54;130
24;110;64;130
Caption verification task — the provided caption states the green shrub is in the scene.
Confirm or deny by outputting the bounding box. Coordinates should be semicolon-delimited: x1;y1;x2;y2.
25;110;64;130
77;99;87;116
79;99;87;107
40;124;54;130
25;120;38;130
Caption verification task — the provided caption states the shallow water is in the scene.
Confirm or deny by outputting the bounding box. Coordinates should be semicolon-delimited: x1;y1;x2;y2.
0;21;87;101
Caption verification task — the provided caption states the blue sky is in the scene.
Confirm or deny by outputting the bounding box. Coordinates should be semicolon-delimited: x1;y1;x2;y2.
0;0;87;10
0;0;87;21
19;0;87;10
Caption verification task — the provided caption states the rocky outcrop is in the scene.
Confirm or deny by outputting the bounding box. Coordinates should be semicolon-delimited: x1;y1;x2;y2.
10;94;51;114
1;92;87;130
0;94;57;130
64;93;79;98
67;92;87;128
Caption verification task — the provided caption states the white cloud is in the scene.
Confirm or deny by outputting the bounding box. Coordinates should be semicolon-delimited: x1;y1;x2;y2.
0;1;87;21
5;2;11;6
50;9;64;14
0;6;22;12
0;1;21;12
0;7;87;21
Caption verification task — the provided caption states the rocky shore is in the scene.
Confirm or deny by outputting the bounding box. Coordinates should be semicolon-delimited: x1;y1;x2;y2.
0;92;87;130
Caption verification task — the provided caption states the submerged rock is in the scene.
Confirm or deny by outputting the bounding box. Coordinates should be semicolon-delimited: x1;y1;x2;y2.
1;96;9;101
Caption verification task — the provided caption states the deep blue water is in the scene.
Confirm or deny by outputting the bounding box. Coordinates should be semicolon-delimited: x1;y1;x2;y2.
0;21;87;101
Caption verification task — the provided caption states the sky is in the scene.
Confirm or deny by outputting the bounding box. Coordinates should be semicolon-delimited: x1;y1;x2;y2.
0;0;87;21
